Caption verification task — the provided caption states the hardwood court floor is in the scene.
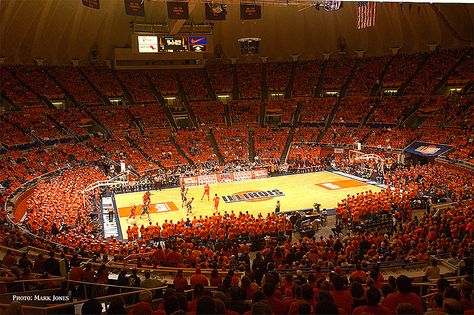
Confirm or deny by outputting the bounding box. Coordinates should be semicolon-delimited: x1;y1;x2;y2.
114;171;382;239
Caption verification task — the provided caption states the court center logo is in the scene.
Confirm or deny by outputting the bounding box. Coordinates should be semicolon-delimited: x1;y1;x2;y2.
222;189;284;203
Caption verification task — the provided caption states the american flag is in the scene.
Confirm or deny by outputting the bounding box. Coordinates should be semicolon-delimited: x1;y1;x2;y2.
357;1;377;29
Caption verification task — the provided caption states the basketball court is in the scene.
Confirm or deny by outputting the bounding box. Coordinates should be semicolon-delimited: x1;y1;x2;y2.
113;171;383;239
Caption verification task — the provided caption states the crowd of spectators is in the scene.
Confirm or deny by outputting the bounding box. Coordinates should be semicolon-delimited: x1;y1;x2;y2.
368;96;421;125
321;126;370;146
173;129;219;165
47;66;102;105
300;97;337;123
89;107;138;137
266;62;292;92
207;64;233;94
116;71;157;103
48;108;91;137
321;58;357;92
5;110;70;141
364;127;419;149
253;127;289;160
213;126;249;162
347;56;389;96
382;53;425;88
293;60;324;97
81;67;124;98
447;48;473;87
335;97;375;124
128;103;170;130
229;100;260;124
237;63;262;99
191;101;226;126
405;49;465;94
0;119;34;147
0;67;44;109
147;70;179;95
179;69;210;101
293;126;322;143
265;99;297;123
9;65;64;101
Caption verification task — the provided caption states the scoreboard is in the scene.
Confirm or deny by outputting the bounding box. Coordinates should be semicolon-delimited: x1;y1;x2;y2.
138;35;207;53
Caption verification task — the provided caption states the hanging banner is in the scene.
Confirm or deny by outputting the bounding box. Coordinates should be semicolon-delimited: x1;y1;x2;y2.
82;0;100;9
124;0;145;16
205;3;227;20
167;1;189;19
404;141;453;157
240;4;261;20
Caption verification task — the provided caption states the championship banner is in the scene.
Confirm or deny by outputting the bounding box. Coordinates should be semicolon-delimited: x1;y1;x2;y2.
82;0;100;9
124;0;145;16
404;141;453;157
205;3;227;20
240;4;261;20
167;1;189;19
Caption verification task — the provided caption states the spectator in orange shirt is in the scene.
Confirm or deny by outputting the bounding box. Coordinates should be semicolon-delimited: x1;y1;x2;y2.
190;267;209;289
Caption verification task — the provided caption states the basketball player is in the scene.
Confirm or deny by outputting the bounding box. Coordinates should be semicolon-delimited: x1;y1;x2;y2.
181;187;188;208
201;183;210;201
127;205;136;222
186;197;194;215
213;194;220;211
140;191;152;220
142;191;151;211
140;203;150;220
275;200;281;214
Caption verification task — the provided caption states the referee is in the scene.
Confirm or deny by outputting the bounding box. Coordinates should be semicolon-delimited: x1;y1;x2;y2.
275;200;281;214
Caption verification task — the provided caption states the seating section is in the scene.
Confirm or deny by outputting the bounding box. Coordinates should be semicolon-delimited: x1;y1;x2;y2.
9;65;64;100
5;111;70;141
48;108;90;137
369;96;420;124
213;126;249;162
229;100;260;124
293;126;322;143
364;127;419;149
287;144;322;164
447;48;474;86
321;58;357;91
174;130;218;164
299;97;336;123
335;96;375;123
81;67;124;98
131;129;187;167
265;99;297;123
55;142;101;162
405;49;465;94
191;101;225;125
321;126;370;145
148;70;179;95
88;136;154;173
347;56;389;95
47;66;101;105
89;107;137;136
253;127;289;160
116;71;156;102
0;67;44;109
237;63;262;99
0;119;33;147
266;62;292;92
206;64;233;94
383;53;424;88
293;60;323;96
128;103;169;130
179;69;209;101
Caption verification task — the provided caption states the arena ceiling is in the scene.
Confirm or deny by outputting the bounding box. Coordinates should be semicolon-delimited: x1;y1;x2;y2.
0;0;473;65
